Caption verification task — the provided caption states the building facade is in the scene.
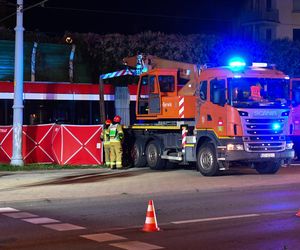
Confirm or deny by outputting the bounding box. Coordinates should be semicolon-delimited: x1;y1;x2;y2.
240;0;300;41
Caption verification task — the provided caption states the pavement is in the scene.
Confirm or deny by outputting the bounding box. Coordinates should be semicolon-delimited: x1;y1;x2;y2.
1;165;300;204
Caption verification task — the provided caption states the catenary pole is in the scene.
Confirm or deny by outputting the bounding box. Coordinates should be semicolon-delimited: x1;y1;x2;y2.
10;0;24;166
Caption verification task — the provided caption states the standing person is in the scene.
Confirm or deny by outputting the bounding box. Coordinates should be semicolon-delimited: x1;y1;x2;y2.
109;115;124;169
100;119;112;167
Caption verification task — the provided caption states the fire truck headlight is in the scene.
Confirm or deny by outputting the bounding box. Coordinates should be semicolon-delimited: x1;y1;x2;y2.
235;144;244;150
286;142;294;149
227;144;234;151
227;144;244;151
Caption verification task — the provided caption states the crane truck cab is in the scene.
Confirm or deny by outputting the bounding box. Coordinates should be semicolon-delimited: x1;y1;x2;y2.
136;68;196;119
127;58;294;176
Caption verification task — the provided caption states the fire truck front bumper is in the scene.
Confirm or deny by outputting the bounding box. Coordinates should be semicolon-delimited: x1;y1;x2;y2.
220;149;295;163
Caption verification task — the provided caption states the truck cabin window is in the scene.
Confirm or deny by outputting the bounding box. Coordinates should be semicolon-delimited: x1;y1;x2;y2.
138;76;150;114
139;76;149;98
228;77;290;108
210;79;226;106
149;76;155;93
199;81;207;101
158;75;175;92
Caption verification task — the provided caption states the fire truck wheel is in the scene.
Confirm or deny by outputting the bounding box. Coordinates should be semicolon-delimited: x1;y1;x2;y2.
145;140;166;170
255;161;281;174
131;140;147;167
197;143;219;176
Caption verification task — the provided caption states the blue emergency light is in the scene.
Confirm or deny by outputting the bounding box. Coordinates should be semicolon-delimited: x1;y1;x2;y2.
228;57;246;71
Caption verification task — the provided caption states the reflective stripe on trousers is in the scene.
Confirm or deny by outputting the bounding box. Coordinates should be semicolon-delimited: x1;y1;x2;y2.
110;141;123;168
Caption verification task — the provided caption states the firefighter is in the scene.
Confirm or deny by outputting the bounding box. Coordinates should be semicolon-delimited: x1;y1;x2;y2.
109;115;124;169
100;119;112;167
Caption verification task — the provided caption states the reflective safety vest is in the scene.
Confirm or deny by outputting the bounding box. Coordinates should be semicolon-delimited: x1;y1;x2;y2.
101;128;110;145
109;124;123;142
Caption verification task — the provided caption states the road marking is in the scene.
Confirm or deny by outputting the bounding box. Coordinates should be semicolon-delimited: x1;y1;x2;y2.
22;217;60;224
0;207;87;232
3;212;38;219
43;223;86;231
80;233;127;243
172;213;260;224
0;207;19;213
110;241;164;250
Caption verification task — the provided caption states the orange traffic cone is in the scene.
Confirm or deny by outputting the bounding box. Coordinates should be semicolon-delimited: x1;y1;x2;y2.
296;210;300;217
142;200;160;232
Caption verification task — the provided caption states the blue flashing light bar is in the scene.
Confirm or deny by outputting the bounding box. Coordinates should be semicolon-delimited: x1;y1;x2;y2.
228;57;246;71
229;61;246;67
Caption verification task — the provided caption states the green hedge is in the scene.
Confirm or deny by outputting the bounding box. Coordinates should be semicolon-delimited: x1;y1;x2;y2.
1;30;300;83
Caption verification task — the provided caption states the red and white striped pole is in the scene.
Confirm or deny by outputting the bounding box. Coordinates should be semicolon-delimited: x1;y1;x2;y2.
181;126;187;154
179;96;185;119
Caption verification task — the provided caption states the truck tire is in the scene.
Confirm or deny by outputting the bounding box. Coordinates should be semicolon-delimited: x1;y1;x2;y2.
255;161;281;174
131;140;147;167
197;143;219;176
145;140;166;170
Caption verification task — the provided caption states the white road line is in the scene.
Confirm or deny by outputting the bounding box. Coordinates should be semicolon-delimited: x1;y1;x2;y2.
110;241;164;250
172;213;260;224
22;217;60;224
43;223;86;231
80;233;127;243
3;212;38;219
0;207;19;213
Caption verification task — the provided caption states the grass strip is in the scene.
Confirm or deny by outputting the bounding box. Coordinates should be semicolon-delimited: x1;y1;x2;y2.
0;164;105;171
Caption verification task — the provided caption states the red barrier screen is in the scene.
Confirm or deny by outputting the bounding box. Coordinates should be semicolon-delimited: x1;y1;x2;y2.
52;124;103;165
0;124;103;165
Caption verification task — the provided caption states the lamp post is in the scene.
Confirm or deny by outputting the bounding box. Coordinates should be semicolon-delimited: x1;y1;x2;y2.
10;0;24;166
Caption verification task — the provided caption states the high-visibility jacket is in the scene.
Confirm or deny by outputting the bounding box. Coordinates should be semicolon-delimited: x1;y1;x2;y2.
101;128;110;145
109;124;123;142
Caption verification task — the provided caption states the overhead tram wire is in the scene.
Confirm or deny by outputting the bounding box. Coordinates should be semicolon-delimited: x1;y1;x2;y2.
0;0;48;23
43;6;233;23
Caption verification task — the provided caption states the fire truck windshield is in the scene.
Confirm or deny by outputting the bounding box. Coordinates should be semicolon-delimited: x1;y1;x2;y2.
228;77;290;108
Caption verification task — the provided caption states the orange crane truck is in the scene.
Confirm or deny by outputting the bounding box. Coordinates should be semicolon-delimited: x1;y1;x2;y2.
107;55;295;176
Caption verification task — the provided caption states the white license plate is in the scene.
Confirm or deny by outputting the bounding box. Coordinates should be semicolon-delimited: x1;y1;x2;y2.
260;153;275;158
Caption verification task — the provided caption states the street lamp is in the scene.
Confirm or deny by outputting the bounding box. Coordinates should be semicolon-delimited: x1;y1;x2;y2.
10;0;24;166
9;0;48;166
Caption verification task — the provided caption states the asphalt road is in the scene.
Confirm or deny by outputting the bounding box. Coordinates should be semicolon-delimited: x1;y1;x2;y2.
1;166;300;249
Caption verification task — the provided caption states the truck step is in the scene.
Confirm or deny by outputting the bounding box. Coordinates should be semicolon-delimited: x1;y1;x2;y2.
161;155;183;161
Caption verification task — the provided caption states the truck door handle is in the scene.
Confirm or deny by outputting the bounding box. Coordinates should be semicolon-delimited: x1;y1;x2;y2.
207;114;212;121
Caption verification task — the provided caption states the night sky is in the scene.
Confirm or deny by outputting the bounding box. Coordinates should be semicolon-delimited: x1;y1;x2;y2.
4;0;246;35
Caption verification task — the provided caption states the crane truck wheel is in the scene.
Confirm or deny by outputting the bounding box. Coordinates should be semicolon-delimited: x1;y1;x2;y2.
255;161;281;174
197;143;219;176
145;140;166;170
131;140;147;167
